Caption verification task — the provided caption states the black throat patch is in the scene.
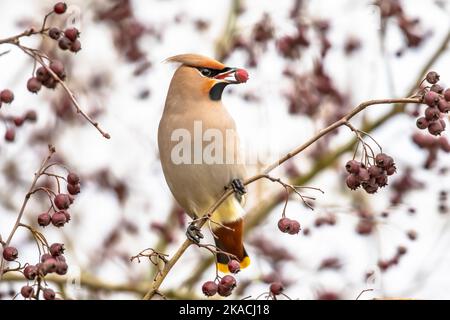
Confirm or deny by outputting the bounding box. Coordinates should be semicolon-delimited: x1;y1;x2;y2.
209;82;229;101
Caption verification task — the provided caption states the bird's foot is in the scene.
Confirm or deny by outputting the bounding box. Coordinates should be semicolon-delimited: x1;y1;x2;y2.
227;178;247;196
186;222;204;244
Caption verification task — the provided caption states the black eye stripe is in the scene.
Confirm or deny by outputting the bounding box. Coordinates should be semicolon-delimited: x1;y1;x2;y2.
196;67;231;78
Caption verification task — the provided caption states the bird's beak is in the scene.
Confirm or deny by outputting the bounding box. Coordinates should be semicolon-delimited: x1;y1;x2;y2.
214;67;249;84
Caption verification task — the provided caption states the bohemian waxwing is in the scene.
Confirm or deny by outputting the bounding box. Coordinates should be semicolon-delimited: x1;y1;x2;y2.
158;53;250;273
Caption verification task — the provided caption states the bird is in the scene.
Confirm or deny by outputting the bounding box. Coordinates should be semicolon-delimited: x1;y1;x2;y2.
158;53;250;273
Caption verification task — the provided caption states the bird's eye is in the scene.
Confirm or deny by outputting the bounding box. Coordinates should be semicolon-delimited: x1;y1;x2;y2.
200;68;212;77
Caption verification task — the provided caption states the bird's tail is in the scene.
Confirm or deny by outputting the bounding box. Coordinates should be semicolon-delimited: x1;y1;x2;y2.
214;218;250;273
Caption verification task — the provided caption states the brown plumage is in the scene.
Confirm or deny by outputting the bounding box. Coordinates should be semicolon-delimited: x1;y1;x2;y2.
158;53;250;272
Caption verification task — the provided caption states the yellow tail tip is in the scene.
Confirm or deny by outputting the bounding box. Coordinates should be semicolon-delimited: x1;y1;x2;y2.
217;257;251;273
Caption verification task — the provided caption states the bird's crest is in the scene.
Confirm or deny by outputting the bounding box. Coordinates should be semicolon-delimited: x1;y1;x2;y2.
164;53;225;70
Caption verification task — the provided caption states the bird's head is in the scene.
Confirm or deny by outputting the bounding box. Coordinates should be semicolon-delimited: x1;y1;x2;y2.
165;54;249;101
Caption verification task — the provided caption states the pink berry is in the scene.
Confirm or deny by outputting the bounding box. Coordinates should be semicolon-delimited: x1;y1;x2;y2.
2;246;18;261
202;281;218;296
54;193;71;210
0;89;14;103
43;288;56;300
38;212;51;227
227;260;241;274
269;282;284;295
21;286;34;298
234;68;249;83
53;2;67;14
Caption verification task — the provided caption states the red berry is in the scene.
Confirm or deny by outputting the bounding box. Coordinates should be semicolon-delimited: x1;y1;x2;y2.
202;281;218;296
53;2;67;14
428;120;446;136
51;211;67;227
41;253;52;263
430;84;443;94
21;286;34;298
36;66;49;82
67;183;80;195
228;260;241;273
64;28;79;42
42;258;57;273
277;217;292;233
67;172;80;184
385;165;397;176
4;128;15;142
0;89;14;103
43;288;56;300
13;117;25;127
363;181;378;194
2;246;18;261
345;160;360;174
357;168;370;181
424;91;439;106
234;69;249;83
54;193;71;210
269;282;284;295
426;71;440;84
438;99;450;113
368;165;383;177
50;243;65;256
375;153;394;169
70;40;81;53
287;219;301;235
55;260;68;275
345;174;361;190
49;60;65;77
38;212;51;227
218;284;232;297
220;275;237;289
23;265;38;280
444;88;450;102
61;210;71;222
424;107;440;121
58;37;72;50
48;27;61;40
375;174;388;187
416;117;429;129
27;77;42;93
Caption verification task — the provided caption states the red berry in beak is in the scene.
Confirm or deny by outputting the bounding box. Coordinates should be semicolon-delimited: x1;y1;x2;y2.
234;68;249;83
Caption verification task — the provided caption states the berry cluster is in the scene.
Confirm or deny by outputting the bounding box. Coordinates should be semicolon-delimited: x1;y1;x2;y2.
0;89;14;107
415;72;449;136
2;242;67;300
202;274;237;297
27;60;66;94
37;172;80;228
345;153;396;194
49;26;81;53
2;110;37;143
277;217;301;235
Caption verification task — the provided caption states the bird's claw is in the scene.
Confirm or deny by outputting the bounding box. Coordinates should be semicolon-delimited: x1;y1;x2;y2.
228;179;247;196
186;223;204;244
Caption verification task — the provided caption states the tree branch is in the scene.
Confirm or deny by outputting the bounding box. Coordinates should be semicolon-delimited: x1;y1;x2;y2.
142;97;422;300
0;146;55;278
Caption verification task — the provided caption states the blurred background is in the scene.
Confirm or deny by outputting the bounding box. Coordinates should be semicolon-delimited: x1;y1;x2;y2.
1;0;450;299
